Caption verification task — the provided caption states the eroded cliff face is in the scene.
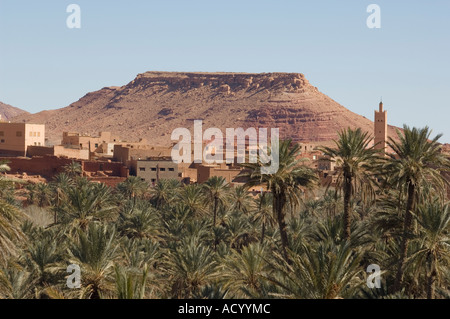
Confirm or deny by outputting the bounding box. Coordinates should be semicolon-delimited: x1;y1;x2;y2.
13;71;397;146
129;72;312;92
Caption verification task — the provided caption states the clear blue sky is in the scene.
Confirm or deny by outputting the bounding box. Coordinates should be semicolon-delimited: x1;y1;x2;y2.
1;0;449;141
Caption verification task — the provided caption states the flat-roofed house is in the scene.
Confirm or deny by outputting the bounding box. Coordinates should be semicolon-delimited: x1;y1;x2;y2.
0;123;45;157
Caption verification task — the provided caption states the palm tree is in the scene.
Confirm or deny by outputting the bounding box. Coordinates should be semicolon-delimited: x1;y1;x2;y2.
68;223;118;299
229;186;253;215
265;241;364;299
63;161;82;177
202;176;230;227
118;204;161;240
49;173;74;224
318;128;379;240
114;264;149;299
221;243;269;297
164;236;219;298
35;183;52;208
383;126;450;292
241;139;318;262
251;193;274;244
150;179;180;209
408;199;450;299
0;199;26;265
23;235;62;285
57;179;117;230
117;176;149;202
177;184;206;217
0;263;36;299
321;190;342;218
0;161;25;264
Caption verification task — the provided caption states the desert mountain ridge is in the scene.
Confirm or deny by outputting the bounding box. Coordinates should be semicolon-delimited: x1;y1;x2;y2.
0;101;29;121
12;71;399;147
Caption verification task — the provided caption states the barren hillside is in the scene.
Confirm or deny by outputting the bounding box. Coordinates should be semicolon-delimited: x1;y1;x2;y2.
0;101;29;121
12;71;399;146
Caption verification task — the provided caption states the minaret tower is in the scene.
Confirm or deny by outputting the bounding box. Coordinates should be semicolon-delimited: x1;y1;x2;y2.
374;100;387;152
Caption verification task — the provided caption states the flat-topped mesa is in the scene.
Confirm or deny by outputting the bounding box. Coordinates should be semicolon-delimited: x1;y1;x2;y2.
126;71;312;93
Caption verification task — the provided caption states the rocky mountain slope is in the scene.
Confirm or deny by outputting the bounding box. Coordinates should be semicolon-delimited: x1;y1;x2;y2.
0;101;29;121
12;71;399;146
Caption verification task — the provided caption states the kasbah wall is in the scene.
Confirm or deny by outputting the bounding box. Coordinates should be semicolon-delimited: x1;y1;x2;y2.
1;155;128;180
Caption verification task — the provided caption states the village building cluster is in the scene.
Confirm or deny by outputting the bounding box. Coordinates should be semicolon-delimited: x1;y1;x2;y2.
1;103;448;194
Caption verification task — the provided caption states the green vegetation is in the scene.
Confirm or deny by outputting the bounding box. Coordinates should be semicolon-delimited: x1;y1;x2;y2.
0;126;449;299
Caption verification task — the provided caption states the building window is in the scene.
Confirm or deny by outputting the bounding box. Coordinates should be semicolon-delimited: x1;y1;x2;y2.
0;131;3;136
29;132;32;137
37;132;40;137
151;167;157;171
16;131;22;137
33;132;36;137
139;167;145;172
38;142;41;146
169;168;174;172
160;168;166;171
34;142;37;146
95;143;99;148
0;139;4;143
151;179;156;183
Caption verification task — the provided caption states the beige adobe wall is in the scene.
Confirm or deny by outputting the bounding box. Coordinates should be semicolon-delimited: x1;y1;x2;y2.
62;132;114;152
0;123;27;155
62;132;81;148
25;124;45;148
210;168;241;183
99;143;115;156
181;167;198;183
114;145;172;163
133;160;180;185
0;123;45;156
54;145;90;160
27;145;54;157
113;145;130;163
197;165;214;184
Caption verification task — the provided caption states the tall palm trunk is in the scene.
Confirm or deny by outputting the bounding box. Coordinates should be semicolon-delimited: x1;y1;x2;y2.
394;182;415;292
260;222;265;244
343;173;352;240
213;196;218;226
426;253;436;299
274;192;290;264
